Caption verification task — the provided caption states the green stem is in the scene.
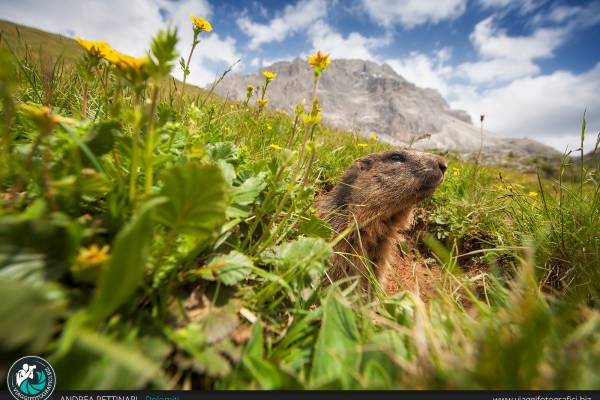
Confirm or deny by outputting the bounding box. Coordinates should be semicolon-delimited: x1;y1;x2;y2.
180;32;199;106
128;100;142;203
144;85;160;195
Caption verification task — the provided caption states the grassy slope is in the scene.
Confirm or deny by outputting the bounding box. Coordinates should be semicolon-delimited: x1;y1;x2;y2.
0;20;83;61
0;21;599;390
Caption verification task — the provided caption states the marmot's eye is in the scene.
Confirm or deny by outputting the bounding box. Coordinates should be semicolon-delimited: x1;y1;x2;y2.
389;153;406;162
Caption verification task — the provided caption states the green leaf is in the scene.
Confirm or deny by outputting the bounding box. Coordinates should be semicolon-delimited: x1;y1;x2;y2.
244;321;264;360
50;327;167;389
84;120;119;157
217;159;236;185
0;279;60;353
0;216;77;281
264;236;331;275
240;321;302;389
299;213;331;239
147;28;179;78
310;292;361;388
206;141;240;163
155;163;228;236
231;174;267;206
242;355;301;389
201;251;254;286
89;197;165;324
226;174;267;218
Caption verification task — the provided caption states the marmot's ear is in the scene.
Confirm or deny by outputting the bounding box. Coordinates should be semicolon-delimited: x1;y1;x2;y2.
358;158;373;171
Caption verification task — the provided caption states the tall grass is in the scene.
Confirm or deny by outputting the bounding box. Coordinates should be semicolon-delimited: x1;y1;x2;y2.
0;23;599;390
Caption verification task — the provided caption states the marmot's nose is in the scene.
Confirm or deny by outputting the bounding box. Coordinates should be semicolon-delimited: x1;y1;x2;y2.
438;159;448;173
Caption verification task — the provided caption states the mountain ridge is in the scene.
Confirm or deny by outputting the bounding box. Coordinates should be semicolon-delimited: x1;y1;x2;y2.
215;57;559;160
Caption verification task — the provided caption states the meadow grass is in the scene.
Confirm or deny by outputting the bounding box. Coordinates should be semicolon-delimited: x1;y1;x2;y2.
0;22;599;390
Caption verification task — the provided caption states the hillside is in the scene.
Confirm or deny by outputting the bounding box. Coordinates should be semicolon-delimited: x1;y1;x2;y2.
216;57;559;160
0;19;83;61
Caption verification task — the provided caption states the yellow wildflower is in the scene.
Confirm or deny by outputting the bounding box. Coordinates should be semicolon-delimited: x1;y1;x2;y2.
258;98;269;108
528;191;539;197
369;134;378;140
76;36;111;57
76;244;110;265
302;113;321;124
190;15;212;32
77;37;147;73
307;50;331;74
262;70;277;81
103;49;148;72
18;104;76;125
452;167;461;176
269;144;283;151
357;143;369;148
267;124;272;130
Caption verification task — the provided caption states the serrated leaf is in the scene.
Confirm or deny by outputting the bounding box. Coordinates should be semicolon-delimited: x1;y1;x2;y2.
264;236;331;274
202;251;253;286
206;141;240;163
232;174;267;206
155;163;228;236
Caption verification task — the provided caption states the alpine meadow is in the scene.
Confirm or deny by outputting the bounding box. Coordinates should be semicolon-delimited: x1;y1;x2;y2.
0;14;599;391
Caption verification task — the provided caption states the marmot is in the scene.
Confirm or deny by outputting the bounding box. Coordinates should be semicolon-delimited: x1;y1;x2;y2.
318;149;447;292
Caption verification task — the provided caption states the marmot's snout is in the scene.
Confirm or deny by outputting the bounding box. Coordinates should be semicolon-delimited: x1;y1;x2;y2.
419;154;447;191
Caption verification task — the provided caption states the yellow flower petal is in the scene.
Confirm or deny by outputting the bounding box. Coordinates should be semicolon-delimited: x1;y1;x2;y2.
190;15;212;32
262;70;277;81
307;50;331;74
528;191;539;197
76;244;110;265
357;143;369;148
269;144;283;151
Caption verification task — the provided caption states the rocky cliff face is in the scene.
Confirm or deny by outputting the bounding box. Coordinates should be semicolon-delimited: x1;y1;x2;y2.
215;57;558;159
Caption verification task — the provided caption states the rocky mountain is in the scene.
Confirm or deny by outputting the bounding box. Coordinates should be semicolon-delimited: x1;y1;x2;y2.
215;58;558;159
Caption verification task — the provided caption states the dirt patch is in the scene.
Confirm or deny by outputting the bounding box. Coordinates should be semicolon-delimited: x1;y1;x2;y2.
384;253;443;302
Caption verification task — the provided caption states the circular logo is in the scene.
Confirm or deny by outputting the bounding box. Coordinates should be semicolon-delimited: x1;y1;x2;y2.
6;356;56;400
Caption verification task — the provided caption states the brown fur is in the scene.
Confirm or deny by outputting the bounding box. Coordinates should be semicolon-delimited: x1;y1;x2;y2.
318;149;447;292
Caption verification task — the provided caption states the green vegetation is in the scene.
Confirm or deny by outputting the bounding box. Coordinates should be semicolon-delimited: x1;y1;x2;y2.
1;21;599;390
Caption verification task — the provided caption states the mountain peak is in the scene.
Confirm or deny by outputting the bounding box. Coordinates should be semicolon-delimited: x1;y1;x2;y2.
215;58;555;157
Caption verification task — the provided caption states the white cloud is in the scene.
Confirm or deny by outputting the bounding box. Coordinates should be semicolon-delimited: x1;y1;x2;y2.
385;48;454;96
0;0;241;85
361;0;467;28
478;0;542;14
534;1;600;29
456;16;567;84
456;58;539;84
308;20;390;61
383;24;599;152
452;64;600;152
471;17;566;61
237;0;327;49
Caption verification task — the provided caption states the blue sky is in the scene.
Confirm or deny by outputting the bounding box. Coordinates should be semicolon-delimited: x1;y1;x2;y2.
2;0;600;151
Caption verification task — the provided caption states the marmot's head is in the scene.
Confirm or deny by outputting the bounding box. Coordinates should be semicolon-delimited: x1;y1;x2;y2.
333;149;447;217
